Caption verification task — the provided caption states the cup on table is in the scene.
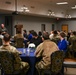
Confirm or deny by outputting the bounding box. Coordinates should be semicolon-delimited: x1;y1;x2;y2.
27;48;30;56
23;48;26;54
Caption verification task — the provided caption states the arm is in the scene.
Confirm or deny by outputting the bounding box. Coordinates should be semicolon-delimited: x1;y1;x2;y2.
35;43;43;57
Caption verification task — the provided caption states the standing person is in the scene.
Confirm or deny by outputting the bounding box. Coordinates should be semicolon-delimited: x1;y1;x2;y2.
35;33;58;70
0;33;29;74
0;24;8;35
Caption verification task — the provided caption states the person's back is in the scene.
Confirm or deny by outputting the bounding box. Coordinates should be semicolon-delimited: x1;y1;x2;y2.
0;33;29;74
14;33;23;40
41;40;58;67
14;31;24;46
35;33;58;69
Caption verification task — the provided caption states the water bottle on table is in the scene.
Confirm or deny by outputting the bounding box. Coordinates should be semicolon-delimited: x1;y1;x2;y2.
27;48;30;56
23;48;26;54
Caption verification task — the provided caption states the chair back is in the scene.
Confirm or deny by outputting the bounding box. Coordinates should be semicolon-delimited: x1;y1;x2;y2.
51;50;64;74
15;38;24;48
0;50;21;74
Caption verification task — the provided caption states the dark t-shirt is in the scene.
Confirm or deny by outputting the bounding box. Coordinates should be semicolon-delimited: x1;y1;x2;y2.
30;36;42;47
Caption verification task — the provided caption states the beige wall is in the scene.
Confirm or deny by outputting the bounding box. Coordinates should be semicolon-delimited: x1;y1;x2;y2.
12;15;57;35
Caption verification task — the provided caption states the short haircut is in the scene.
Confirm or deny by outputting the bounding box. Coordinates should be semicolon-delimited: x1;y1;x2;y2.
42;33;49;40
23;30;27;33
3;33;11;42
32;31;37;36
53;30;58;35
73;31;76;35
60;32;66;38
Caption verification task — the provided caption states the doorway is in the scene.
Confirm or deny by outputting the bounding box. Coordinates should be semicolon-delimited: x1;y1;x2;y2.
62;25;68;33
41;24;46;32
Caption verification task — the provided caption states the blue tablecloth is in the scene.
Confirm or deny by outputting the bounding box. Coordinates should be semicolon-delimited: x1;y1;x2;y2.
17;48;36;75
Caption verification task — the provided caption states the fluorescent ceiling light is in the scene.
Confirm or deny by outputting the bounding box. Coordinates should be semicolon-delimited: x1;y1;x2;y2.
71;5;76;9
56;2;68;5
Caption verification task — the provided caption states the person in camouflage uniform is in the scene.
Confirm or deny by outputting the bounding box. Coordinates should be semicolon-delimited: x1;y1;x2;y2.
67;31;76;58
0;33;29;74
0;24;8;35
35;33;58;71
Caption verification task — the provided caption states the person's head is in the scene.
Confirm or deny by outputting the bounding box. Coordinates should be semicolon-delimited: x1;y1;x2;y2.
38;31;42;37
42;33;49;41
72;31;76;36
1;24;5;28
53;30;58;35
23;30;27;34
32;31;38;38
59;32;66;39
3;33;11;43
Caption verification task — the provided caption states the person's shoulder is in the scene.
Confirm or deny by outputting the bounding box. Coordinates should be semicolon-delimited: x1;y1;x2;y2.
10;45;16;50
36;42;43;48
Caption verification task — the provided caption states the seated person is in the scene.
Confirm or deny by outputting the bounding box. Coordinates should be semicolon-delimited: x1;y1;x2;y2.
68;31;76;57
30;31;42;47
35;33;58;70
14;31;24;47
58;32;68;52
23;30;28;48
0;33;29;74
14;31;24;41
23;30;28;40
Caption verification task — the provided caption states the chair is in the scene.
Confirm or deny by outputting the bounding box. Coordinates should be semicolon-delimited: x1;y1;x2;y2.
0;50;29;75
36;51;64;75
15;38;24;48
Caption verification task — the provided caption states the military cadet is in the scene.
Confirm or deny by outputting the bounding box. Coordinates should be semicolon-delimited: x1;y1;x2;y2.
0;24;8;35
0;33;29;74
35;33;58;71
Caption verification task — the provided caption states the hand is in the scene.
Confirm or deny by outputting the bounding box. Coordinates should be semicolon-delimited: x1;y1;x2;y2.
19;51;22;54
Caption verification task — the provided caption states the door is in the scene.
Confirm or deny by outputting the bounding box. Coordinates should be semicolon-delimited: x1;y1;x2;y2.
62;25;68;33
41;24;46;32
52;24;55;30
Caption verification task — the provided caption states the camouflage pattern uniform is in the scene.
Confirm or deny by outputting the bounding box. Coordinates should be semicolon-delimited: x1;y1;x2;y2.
67;36;76;58
14;33;24;47
35;40;58;70
0;45;29;74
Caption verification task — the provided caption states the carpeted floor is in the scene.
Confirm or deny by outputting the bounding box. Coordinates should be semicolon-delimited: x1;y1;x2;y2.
64;68;76;75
